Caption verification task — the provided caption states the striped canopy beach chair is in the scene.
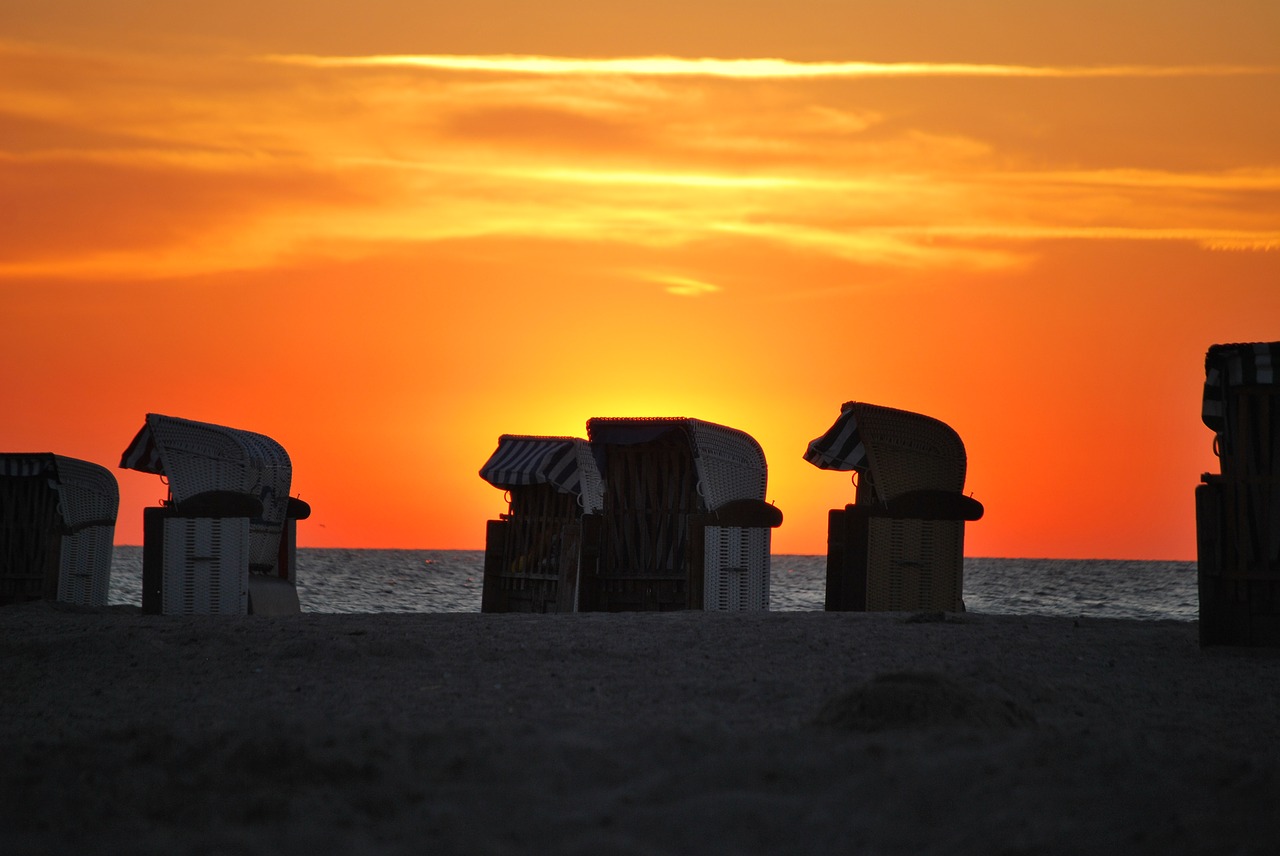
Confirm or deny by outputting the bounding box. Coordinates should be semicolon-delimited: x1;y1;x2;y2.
806;401;982;612
1196;341;1280;645
0;454;118;607
120;414;310;615
478;435;604;612
583;417;782;612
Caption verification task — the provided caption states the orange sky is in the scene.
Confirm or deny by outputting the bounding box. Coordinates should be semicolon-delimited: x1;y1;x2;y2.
3;1;1278;558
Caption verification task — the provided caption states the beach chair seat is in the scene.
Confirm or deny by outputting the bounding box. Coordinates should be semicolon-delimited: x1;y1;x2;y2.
806;402;982;612
478;435;603;612
1197;342;1280;645
0;454;118;607
120;414;309;615
582;417;782;612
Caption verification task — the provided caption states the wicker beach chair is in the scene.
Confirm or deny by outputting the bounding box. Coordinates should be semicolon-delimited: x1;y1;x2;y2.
478;435;604;612
0;454;118;607
582;417;782;612
1196;341;1280;645
805;402;982;612
120;414;310;615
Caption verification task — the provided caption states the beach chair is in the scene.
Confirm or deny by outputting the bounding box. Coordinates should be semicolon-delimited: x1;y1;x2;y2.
581;417;782;611
1196;341;1280;646
0;454;118;607
478;435;604;612
119;414;311;615
805;402;982;612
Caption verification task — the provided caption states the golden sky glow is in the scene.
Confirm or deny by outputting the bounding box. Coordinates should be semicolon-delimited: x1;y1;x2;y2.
3;1;1279;559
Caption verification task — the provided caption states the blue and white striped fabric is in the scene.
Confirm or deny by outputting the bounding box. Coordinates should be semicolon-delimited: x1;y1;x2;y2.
0;453;58;479
803;403;868;471
119;422;164;474
1203;342;1280;432
479;435;585;495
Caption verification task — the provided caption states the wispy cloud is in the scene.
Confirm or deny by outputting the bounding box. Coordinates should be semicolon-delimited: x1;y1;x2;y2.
2;39;1276;282
642;273;723;296
264;53;1280;80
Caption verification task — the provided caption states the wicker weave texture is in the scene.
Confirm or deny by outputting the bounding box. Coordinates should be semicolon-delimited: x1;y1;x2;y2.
574;441;605;514
703;525;770;610
52;456;118;606
58;526;113;606
50;456;119;529
687;421;768;510
161;517;249;614
848;402;966;499
864;517;965;612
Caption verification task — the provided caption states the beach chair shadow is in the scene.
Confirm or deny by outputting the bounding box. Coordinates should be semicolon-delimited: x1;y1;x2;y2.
1197;342;1280;646
478;435;604;612
1;454;118;607
120;414;310;615
805;402;982;612
580;417;782;611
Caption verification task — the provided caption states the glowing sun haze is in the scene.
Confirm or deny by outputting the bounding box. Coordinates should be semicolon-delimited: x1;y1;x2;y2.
3;0;1278;559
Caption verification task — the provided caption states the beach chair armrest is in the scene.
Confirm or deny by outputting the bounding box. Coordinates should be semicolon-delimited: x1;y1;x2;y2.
286;496;312;520
710;498;784;528
171;490;264;519
856;490;984;521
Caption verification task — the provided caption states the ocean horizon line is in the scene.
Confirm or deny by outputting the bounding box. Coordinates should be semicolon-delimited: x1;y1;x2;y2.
109;544;1198;564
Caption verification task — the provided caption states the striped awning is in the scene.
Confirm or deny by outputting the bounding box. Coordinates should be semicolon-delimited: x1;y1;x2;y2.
119;421;165;475
803;403;868;471
479;435;587;495
0;453;59;479
1203;342;1280;432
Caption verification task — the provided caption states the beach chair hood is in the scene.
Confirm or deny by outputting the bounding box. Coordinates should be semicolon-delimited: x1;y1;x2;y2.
479;435;604;513
119;413;294;570
586;417;768;511
805;401;979;519
1202;342;1280;440
804;402;871;473
0;454;118;533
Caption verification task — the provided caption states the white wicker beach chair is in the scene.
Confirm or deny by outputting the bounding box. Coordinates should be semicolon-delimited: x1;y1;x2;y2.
0;454;118;606
478;435;604;612
583;417;782;612
806;402;982;612
120;414;308;615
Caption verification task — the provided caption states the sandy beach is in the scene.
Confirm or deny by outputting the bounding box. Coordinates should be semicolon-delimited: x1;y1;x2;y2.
4;603;1280;855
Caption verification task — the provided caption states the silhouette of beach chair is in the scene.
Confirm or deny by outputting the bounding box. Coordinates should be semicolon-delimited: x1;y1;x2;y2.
479;435;604;612
581;417;782;611
1196;341;1280;645
1;454;118;607
120;414;310;615
805;402;982;612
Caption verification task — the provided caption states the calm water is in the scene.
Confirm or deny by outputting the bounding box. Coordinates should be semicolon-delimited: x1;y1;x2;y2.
106;548;1198;621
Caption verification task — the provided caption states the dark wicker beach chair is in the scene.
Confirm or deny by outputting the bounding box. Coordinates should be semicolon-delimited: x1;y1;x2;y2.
478;435;604;612
805;401;982;612
0;454;118;607
581;417;782;612
1196;341;1280;645
120;414;310;615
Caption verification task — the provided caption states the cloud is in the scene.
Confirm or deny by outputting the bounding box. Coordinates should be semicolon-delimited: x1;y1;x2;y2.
2;39;1275;283
642;273;723;296
264;53;1280;80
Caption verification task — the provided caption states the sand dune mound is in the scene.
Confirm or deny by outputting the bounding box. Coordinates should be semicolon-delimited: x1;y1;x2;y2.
814;671;1036;731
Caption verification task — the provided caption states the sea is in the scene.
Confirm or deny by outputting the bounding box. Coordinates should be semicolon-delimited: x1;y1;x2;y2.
105;548;1198;621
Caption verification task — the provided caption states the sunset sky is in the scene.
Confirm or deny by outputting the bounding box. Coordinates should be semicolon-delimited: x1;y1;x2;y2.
3;1;1278;559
